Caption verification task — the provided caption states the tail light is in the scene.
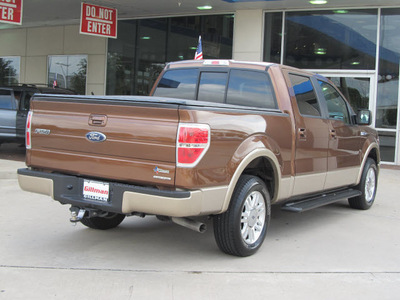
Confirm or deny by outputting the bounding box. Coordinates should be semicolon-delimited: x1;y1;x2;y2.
177;123;210;167
26;111;33;149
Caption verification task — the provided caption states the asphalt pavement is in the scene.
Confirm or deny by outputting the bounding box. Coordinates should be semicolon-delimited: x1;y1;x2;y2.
0;145;399;299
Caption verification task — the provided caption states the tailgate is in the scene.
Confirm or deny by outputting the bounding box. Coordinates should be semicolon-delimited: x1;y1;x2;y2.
27;95;179;186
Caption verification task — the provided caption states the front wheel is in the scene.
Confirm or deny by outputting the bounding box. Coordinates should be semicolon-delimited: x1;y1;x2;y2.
80;213;125;230
213;175;271;257
348;158;378;210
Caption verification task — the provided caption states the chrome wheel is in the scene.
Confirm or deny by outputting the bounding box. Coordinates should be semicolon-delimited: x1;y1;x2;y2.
213;175;271;256
241;191;266;245
348;158;378;210
365;167;376;203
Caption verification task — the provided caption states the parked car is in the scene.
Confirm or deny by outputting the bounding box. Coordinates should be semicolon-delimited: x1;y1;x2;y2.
0;84;75;145
18;61;380;256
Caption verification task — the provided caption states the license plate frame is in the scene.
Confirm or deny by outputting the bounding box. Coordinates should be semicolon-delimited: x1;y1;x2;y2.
83;180;110;202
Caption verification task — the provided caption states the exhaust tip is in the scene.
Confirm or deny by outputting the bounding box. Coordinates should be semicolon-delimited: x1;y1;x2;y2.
172;217;207;233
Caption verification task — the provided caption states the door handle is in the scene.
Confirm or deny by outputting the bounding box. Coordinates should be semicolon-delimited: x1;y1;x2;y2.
298;128;306;139
89;114;108;127
330;129;337;139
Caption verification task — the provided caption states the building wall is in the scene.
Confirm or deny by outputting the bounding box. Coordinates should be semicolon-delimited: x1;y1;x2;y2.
0;25;107;95
232;9;264;61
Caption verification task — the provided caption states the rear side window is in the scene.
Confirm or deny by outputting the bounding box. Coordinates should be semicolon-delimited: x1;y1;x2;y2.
153;69;197;100
289;74;321;117
0;90;13;109
198;72;227;103
227;70;277;109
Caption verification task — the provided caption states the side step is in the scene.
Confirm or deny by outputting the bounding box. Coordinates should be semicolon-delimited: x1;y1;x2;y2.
281;188;362;213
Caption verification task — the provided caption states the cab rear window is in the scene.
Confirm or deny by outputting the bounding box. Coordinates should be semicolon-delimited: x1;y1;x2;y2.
154;68;277;109
153;69;197;100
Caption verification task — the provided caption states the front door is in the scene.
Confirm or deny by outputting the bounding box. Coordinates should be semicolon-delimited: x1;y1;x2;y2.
314;78;366;190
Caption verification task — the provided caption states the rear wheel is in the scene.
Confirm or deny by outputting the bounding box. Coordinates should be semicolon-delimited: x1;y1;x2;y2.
80;213;125;230
349;158;378;210
213;175;271;257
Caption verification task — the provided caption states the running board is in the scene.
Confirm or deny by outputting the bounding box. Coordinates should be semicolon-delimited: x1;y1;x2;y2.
281;189;362;213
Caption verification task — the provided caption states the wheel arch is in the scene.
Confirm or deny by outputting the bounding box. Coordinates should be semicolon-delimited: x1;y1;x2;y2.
356;142;380;184
220;148;282;213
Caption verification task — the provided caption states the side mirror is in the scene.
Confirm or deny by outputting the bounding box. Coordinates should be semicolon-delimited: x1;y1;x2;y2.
356;109;372;126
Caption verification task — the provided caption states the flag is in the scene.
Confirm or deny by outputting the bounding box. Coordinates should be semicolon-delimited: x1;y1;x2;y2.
53;72;58;88
194;35;203;60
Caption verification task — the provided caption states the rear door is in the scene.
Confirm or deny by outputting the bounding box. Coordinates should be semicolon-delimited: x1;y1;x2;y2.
287;73;330;196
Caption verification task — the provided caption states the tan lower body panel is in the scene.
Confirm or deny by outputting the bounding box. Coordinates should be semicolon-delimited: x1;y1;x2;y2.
122;186;228;217
324;167;359;190
18;174;54;198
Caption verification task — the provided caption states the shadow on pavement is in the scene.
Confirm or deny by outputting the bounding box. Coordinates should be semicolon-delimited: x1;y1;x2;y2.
0;143;25;162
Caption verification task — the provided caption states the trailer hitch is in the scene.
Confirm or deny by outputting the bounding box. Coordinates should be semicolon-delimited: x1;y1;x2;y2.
69;207;86;223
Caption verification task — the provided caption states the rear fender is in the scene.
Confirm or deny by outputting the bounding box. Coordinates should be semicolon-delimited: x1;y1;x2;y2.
220;135;282;213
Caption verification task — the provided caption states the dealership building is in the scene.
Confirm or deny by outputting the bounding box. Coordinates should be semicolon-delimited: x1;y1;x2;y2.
0;0;399;164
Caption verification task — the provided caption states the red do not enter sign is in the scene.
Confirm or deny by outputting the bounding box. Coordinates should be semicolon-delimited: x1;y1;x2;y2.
80;3;117;39
0;0;23;25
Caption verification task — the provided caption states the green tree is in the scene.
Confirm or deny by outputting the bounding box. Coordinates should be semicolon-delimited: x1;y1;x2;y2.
0;58;18;85
69;58;87;95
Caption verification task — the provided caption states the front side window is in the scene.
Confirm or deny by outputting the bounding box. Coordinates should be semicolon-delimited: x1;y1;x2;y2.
153;68;198;100
289;74;321;117
227;70;277;109
48;55;87;94
318;80;350;124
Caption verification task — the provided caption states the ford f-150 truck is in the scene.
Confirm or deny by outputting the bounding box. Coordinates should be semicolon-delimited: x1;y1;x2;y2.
18;60;380;256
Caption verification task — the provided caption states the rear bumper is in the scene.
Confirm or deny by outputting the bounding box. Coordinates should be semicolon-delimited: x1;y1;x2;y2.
17;168;227;217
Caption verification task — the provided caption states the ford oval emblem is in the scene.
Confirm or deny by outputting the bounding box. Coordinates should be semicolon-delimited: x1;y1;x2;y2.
86;131;107;142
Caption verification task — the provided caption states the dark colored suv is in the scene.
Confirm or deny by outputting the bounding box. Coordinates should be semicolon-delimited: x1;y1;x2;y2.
0;84;75;145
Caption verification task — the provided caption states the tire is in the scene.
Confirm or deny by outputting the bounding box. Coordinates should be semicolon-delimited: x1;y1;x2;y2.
80;213;125;230
213;175;271;257
348;158;378;210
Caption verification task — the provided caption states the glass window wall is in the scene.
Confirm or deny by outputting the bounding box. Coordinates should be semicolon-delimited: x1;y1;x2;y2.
263;8;400;163
48;55;87;94
263;13;282;63
376;8;400;129
0;56;20;85
284;10;377;70
107;14;234;96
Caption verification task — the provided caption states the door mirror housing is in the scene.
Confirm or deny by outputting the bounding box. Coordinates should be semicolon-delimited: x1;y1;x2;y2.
356;109;372;126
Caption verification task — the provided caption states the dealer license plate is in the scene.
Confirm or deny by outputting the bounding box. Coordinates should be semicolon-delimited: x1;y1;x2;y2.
83;180;109;202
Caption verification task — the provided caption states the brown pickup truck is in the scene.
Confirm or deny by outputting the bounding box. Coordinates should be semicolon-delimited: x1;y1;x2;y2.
18;60;380;256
